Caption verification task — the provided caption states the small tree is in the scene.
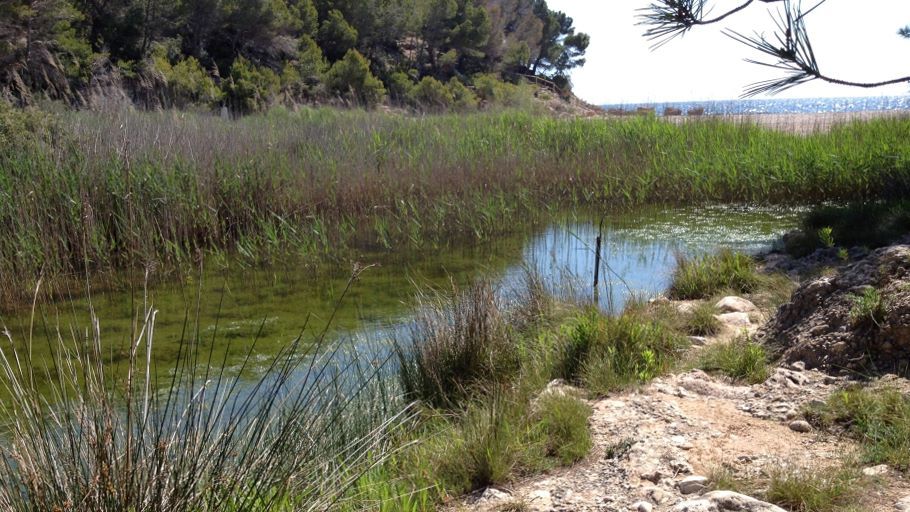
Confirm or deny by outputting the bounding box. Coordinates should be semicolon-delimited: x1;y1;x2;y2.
324;49;386;107
318;9;358;62
223;57;281;113
639;0;910;96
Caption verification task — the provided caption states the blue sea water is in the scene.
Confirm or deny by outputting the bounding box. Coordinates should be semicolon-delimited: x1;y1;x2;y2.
601;95;910;116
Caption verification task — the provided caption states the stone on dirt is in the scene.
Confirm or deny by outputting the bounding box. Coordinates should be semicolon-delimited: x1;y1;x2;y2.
671;491;787;512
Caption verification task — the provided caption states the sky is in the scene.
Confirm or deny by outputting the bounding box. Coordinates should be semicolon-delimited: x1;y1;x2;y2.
545;0;910;104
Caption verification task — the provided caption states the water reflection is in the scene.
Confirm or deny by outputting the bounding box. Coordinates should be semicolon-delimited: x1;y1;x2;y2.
1;205;802;389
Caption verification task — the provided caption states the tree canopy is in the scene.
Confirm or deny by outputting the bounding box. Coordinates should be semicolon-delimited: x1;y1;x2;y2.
639;0;910;96
0;0;589;110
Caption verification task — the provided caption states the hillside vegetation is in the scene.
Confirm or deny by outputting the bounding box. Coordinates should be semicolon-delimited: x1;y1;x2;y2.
0;0;588;111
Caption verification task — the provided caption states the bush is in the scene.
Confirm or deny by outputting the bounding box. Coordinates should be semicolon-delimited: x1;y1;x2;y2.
408;76;452;111
223;57;281;113
473;73;533;107
556;310;686;394
0;101;57;150
386;71;415;104
698;338;769;384
324;49;386;107
669;250;760;300
447;78;478;111
396;281;518;409
154;52;221;108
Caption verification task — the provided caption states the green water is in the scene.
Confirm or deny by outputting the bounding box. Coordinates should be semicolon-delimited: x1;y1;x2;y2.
0;205;802;390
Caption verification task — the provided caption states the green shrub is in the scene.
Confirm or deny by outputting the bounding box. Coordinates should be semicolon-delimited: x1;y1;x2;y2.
324;49;386;107
685;302;721;336
473;73;532;107
386;71;415;104
0;101;57;150
818;226;835;248
805;388;910;470
848;287;887;329
535;394;592;465
669;250;759;300
557;310;686;394
223;57;281;113
154;52;221;107
408;76;452;111
447;78;478;111
697;337;769;384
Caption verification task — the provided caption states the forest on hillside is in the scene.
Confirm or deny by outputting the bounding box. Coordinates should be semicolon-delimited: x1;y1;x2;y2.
0;0;589;112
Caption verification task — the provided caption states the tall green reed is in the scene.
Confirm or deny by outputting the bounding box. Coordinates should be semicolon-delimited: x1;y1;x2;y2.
3;106;910;309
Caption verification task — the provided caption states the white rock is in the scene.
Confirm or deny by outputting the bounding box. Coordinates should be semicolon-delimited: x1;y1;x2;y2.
788;420;812;433
861;464;889;477
631;501;653;512
715;296;758;313
688;336;709;346
678;475;709;495
715;312;751;327
475;487;511;503
644;486;671;505
895;495;910;511
671;491;787;512
639;469;663;483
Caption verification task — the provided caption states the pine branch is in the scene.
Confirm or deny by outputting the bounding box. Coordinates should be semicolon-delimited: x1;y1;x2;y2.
639;0;910;95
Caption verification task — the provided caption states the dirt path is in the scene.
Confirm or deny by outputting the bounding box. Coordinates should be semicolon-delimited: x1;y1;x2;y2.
458;300;910;511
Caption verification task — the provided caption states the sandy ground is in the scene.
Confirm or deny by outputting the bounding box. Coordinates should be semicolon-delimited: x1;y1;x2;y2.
454;298;910;512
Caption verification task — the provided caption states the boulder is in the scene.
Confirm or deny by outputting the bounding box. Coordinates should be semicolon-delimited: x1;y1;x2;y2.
715;296;758;314
678;475;709;495
671;491;787;512
715;312;751;327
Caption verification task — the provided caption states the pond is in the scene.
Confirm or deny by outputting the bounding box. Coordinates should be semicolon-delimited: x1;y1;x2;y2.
0;204;802;391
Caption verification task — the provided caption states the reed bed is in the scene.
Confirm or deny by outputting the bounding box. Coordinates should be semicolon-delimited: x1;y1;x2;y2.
4;105;910;308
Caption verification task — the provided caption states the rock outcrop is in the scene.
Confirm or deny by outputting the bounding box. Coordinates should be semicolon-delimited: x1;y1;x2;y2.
760;245;910;374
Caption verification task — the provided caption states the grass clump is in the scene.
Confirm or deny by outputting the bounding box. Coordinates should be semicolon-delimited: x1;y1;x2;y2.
698;337;770;384
764;466;864;512
406;391;592;498
556;309;687;394
535;394;593;465
805;387;910;471
668;250;760;300
848;287;887;329
389;276;594;503
685;301;722;336
396;280;518;409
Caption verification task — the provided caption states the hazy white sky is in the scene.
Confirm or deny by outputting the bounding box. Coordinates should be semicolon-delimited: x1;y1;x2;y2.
545;0;910;104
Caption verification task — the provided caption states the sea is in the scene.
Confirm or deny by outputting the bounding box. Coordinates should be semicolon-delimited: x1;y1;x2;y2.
600;95;910;116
